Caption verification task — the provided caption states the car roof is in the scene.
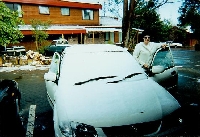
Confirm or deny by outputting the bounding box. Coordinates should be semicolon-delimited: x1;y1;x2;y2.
63;44;128;54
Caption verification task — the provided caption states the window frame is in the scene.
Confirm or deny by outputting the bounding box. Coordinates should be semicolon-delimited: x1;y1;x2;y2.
82;9;94;20
105;32;110;41
5;3;22;17
39;5;50;15
61;7;70;16
88;33;99;38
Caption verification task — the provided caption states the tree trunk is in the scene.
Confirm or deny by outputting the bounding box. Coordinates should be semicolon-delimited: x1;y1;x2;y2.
36;36;38;51
122;0;128;48
122;0;136;49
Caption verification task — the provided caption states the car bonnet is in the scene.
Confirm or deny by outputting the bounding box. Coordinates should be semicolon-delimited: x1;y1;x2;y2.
55;78;180;128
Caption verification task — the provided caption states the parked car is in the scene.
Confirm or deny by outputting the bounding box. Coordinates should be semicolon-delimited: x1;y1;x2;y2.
0;79;21;117
44;38;69;56
147;45;178;91
0;46;26;56
170;43;182;48
44;44;181;136
0;79;23;136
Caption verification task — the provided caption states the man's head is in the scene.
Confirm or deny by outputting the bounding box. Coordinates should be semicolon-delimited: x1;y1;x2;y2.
143;35;150;45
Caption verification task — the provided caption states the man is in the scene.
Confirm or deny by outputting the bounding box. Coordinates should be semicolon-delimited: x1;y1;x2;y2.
133;34;166;69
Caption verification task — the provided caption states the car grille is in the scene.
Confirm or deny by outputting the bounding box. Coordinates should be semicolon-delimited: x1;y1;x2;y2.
102;120;161;136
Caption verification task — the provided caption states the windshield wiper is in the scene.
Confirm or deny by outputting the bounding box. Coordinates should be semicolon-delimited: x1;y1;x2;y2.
74;76;117;85
107;73;142;83
124;73;142;79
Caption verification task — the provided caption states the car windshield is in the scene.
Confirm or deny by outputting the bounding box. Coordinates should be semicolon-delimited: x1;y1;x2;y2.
151;47;174;69
59;51;146;86
52;38;68;45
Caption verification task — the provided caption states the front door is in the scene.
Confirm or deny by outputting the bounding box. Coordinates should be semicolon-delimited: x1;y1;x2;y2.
149;46;178;90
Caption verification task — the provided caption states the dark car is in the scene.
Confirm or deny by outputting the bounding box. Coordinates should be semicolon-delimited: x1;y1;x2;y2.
44;38;70;56
0;79;24;136
0;45;26;56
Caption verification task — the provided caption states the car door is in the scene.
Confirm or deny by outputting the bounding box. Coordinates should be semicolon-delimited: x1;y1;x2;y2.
148;46;178;90
44;52;60;108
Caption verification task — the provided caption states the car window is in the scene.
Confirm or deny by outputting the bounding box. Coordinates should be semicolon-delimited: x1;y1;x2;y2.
51;41;57;45
49;52;60;75
151;47;174;69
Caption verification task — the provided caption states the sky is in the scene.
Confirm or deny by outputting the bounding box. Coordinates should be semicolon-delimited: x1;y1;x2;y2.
158;1;182;25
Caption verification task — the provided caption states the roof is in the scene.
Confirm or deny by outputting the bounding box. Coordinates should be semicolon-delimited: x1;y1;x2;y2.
18;24;123;34
2;0;102;9
61;0;100;4
99;16;122;26
85;27;122;32
18;25;87;35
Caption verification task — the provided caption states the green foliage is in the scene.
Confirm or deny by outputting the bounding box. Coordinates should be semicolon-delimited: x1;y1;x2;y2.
38;40;51;55
179;0;200;42
30;19;51;50
131;0;186;43
0;1;24;46
110;0;186;45
133;1;165;42
107;40;114;44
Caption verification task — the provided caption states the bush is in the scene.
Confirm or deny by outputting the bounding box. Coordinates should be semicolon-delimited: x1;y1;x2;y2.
38;45;48;55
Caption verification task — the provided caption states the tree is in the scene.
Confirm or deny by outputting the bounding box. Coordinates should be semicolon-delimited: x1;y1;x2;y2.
30;19;51;50
0;1;24;46
178;0;200;43
102;0;185;48
122;0;173;50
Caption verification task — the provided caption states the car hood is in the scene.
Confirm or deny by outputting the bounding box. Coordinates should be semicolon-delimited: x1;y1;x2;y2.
55;78;180;127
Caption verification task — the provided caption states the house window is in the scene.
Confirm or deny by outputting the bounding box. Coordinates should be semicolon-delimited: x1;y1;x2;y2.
5;3;22;17
17;4;22;17
105;32;110;41
61;8;70;15
88;33;99;38
82;9;93;20
39;6;49;14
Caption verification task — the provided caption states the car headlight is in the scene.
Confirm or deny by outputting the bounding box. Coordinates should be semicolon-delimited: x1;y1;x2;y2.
59;121;98;137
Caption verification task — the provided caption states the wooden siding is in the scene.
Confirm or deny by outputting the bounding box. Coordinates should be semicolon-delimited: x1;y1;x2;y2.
21;4;99;25
2;0;102;9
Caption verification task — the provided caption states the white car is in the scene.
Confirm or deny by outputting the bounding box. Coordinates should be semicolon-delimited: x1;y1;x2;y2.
170;43;183;48
44;44;180;136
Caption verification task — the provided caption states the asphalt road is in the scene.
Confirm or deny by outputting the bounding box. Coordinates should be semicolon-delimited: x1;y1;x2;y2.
170;47;200;135
0;47;200;137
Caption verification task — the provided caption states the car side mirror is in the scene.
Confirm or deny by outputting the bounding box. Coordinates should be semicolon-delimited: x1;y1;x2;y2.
152;65;165;74
44;72;57;81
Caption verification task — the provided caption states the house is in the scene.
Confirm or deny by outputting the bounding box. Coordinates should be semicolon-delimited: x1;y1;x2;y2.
2;0;127;51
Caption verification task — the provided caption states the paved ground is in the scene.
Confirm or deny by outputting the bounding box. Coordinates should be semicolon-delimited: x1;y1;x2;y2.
0;69;54;137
